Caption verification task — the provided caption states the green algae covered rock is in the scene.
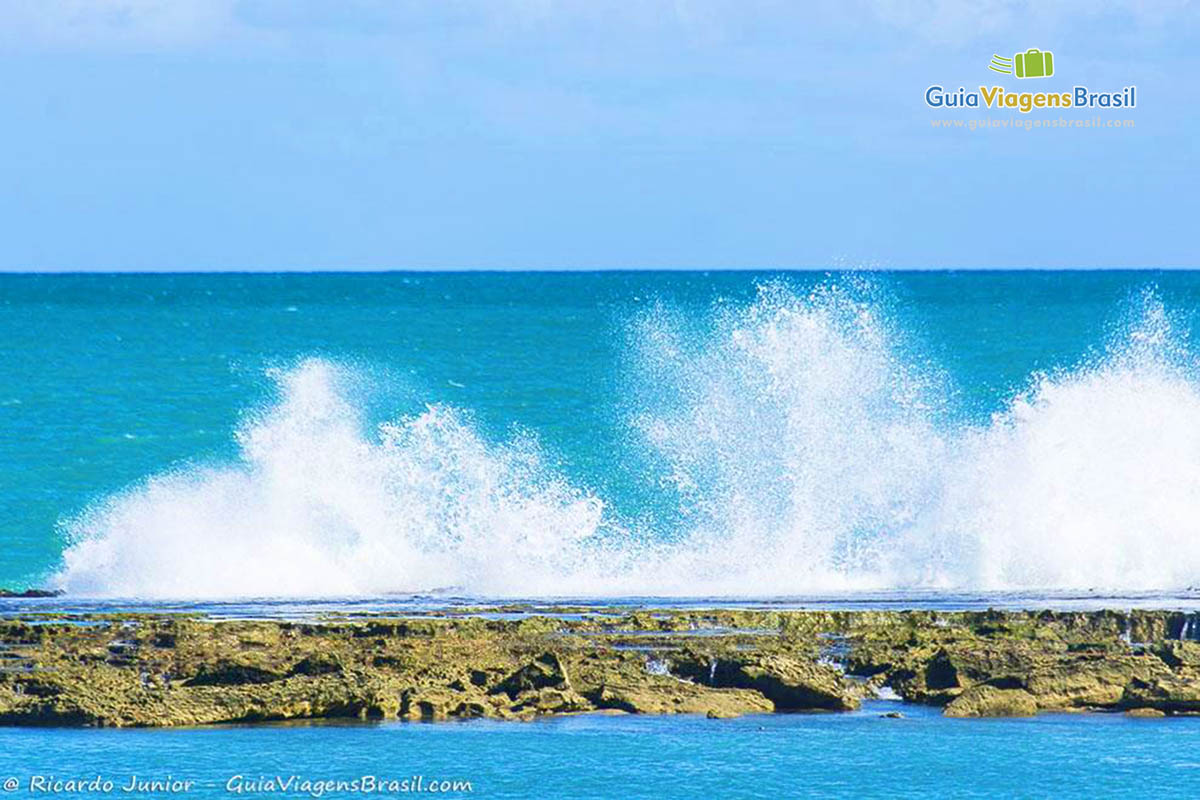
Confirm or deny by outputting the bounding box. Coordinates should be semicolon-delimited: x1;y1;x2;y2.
673;653;859;711
1152;641;1200;669
944;685;1037;717
594;680;774;717
1;609;1199;726
1126;707;1167;717
491;652;571;697
1120;674;1200;714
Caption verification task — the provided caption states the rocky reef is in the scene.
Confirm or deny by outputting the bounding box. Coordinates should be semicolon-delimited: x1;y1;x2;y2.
2;608;1200;726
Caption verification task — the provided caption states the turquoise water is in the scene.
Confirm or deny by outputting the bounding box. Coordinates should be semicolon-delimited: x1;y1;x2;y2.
6;271;1200;795
4;270;1200;597
2;704;1199;798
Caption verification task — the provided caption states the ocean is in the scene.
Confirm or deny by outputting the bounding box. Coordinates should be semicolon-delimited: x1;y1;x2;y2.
3;270;1200;598
5;270;1200;796
4;704;1200;799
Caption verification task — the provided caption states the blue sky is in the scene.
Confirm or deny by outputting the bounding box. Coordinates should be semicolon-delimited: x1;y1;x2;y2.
0;1;1196;270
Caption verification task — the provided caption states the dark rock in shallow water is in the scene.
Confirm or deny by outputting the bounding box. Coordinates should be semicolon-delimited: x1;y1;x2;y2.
0;588;62;598
0;609;1198;727
674;653;859;711
491;652;570;698
184;662;284;687
287;655;343;677
1152;640;1200;668
1120;675;1200;714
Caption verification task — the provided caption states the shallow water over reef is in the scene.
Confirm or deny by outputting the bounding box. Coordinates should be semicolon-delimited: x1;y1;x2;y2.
2;705;1199;799
7;590;1200;622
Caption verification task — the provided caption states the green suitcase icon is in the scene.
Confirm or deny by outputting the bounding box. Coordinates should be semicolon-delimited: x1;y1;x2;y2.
1014;48;1054;79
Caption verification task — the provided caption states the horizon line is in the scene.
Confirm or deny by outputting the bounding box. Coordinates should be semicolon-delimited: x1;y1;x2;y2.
0;265;1197;276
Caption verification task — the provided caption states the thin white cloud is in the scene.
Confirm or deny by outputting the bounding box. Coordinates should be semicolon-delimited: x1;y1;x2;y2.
865;0;1195;43
0;0;241;48
0;0;1192;50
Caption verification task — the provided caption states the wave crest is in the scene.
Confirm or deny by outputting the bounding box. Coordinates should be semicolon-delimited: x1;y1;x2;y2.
57;360;621;598
54;284;1200;597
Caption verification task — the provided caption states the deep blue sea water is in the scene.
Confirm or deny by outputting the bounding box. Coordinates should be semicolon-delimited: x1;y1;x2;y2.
4;270;1200;598
5;271;1200;794
3;704;1199;799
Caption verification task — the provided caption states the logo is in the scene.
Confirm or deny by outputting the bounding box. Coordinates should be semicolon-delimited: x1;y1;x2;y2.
924;48;1136;114
989;49;1055;79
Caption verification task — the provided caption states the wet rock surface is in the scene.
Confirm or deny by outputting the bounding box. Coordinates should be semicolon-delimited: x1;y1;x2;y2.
1;609;1199;726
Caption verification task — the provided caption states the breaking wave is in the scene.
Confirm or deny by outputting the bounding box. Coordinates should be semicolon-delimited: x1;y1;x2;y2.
54;284;1200;598
56;361;631;598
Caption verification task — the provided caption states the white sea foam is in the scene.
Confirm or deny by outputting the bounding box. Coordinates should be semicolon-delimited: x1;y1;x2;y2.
626;281;949;593
632;285;1200;594
53;285;1200;598
935;294;1200;590
56;360;626;598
